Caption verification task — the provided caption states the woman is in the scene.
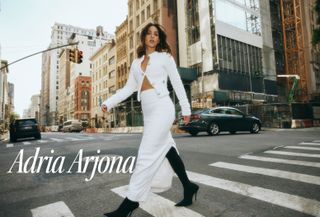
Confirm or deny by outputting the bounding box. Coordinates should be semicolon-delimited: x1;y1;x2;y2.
101;23;199;217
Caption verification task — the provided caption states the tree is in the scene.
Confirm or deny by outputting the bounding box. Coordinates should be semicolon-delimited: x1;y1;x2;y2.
9;112;20;123
313;0;320;45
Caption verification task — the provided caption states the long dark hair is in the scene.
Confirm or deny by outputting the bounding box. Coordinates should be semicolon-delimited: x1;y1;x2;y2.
137;23;172;58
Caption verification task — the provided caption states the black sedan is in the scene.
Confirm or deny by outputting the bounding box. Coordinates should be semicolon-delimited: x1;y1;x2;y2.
178;107;261;136
9;118;41;142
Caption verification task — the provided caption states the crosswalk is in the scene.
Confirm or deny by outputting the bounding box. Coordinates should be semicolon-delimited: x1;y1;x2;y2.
4;134;135;148
29;139;320;217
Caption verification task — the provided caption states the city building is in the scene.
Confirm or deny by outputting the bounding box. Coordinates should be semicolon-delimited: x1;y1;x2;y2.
63;32;111;123
270;0;320;103
40;52;51;126
0;60;9;130
115;19;129;127
44;23;113;125
23;94;40;121
74;76;91;121
57;48;71;124
177;0;278;107
90;41;117;128
125;0;196;126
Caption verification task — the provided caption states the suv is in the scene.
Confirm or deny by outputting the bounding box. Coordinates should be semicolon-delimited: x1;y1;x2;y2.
62;120;83;132
9;118;41;142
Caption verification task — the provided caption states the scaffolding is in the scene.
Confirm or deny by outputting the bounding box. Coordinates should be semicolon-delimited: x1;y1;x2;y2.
280;0;308;102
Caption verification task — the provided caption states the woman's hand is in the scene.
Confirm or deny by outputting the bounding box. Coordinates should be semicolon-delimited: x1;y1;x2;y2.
101;104;108;112
183;115;190;125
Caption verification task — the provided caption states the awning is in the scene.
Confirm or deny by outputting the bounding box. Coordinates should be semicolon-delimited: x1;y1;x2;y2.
214;90;229;102
177;67;197;82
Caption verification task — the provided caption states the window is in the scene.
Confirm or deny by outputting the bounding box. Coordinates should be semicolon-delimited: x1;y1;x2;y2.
109;56;115;65
147;5;151;17
130;19;133;32
187;0;200;45
109;85;115;94
129;3;133;16
136;0;140;10
130;36;133;49
136;15;140;28
109;70;115;79
141;10;145;23
153;0;158;12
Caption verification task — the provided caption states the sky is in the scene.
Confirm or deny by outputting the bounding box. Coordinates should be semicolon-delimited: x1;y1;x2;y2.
0;0;127;117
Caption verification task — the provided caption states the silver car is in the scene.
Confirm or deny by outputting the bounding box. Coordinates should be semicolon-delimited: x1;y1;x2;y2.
62;120;83;132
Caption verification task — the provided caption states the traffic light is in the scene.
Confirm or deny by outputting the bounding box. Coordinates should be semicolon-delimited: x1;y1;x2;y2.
68;49;76;63
76;49;83;64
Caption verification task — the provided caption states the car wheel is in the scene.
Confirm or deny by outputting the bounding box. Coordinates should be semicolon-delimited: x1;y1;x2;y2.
208;122;220;136
10;136;17;143
229;131;236;134
189;131;198;136
35;134;41;139
250;122;260;134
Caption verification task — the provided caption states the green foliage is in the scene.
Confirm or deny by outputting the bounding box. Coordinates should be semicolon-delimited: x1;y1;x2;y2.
316;0;320;24
9;112;20;123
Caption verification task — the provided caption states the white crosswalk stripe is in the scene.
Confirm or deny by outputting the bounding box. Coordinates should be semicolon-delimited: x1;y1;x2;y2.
284;146;320;151
299;142;320;146
210;161;320;185
37;140;48;143
65;137;82;141
239;154;320;168
31;201;75;217
112;185;204;217
264;150;320;158
50;138;65;142
23;141;32;145
6;143;13;148
187;171;320;217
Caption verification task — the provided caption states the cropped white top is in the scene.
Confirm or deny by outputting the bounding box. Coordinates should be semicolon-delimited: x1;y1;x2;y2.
101;51;191;116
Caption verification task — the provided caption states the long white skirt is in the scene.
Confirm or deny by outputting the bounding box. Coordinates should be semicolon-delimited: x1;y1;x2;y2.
126;89;177;202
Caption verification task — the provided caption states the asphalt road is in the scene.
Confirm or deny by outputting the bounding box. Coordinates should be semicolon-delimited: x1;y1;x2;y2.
0;128;319;217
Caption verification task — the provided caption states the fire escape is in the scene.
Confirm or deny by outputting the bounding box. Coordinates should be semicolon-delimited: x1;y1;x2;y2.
280;0;308;102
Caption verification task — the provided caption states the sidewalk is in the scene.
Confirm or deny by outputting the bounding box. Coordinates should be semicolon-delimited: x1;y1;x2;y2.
0;131;9;141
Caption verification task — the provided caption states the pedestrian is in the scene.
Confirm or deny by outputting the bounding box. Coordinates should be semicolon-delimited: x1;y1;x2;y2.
101;22;199;217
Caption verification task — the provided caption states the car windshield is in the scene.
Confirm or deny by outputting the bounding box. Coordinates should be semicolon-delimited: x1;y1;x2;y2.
193;108;210;114
17;120;36;126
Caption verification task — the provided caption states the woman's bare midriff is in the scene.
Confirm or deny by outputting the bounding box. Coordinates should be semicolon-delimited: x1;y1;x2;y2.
140;77;154;92
140;56;154;92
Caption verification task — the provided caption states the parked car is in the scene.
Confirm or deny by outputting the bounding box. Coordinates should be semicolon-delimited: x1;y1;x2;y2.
9;118;41;142
178;107;261;136
62;120;83;132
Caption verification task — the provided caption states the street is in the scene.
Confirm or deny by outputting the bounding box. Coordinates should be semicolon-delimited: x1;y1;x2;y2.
0;129;320;217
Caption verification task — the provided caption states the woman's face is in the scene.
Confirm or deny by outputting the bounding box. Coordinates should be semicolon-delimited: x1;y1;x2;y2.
144;25;160;49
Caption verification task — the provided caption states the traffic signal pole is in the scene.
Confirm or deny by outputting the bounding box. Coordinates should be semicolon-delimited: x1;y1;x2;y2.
0;42;79;70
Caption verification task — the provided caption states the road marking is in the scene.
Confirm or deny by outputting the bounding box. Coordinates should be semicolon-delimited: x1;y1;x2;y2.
299;142;320;146
265;150;320;158
6;144;13;148
210;162;320;186
23;141;32;145
31;201;75;217
239;154;320;168
187;171;320;217
37;140;48;143
65;137;82;141
103;137;114;141
284;146;320;151
50;138;64;142
112;185;204;217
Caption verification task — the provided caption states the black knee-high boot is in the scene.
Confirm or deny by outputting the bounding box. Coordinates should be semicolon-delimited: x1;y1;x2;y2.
166;147;199;206
104;197;139;217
